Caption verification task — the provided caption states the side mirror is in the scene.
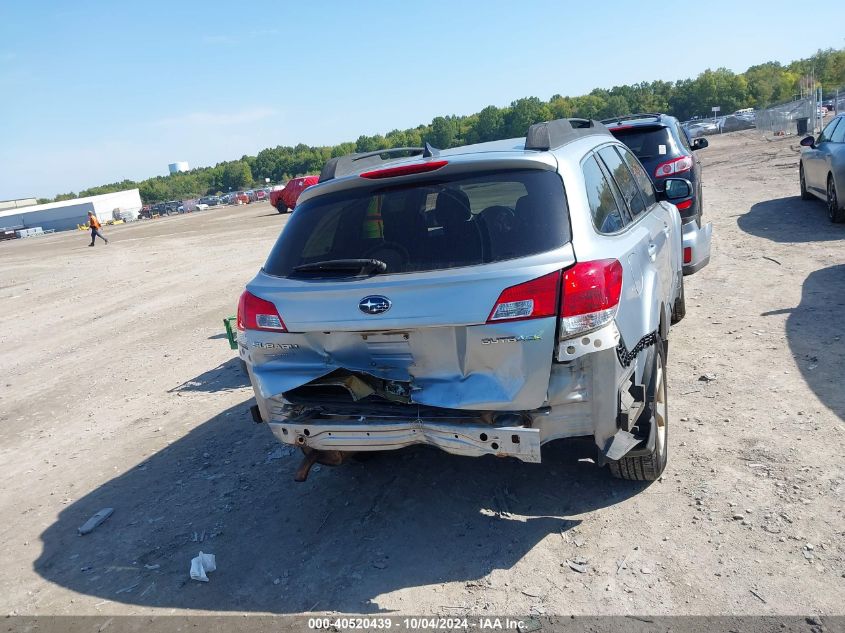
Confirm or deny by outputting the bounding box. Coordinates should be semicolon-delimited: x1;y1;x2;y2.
662;178;693;201
691;137;709;150
800;135;816;148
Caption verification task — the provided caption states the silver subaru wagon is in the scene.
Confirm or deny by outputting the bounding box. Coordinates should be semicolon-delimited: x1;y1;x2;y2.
237;118;712;481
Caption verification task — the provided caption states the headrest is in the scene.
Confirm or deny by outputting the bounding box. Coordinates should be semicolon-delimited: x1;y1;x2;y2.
434;188;471;227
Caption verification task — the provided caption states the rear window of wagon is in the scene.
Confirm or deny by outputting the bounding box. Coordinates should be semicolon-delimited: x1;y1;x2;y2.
263;169;571;277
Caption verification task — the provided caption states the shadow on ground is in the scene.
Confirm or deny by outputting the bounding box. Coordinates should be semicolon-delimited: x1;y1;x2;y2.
35;398;646;613
737;195;845;243
168;358;249;394
763;264;845;422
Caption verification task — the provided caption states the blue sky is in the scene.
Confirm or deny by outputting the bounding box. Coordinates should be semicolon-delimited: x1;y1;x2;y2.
1;0;843;199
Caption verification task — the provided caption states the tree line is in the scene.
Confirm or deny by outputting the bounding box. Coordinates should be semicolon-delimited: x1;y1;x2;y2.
40;47;845;204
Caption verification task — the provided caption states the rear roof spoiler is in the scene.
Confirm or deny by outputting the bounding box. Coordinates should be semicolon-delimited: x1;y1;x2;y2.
524;118;611;151
319;144;440;182
320;119;611;183
601;113;664;125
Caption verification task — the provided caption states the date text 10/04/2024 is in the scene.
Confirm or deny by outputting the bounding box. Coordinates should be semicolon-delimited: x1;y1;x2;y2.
307;617;526;630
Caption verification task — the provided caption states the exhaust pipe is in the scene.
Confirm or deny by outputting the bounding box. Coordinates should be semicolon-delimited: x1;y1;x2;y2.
293;448;350;482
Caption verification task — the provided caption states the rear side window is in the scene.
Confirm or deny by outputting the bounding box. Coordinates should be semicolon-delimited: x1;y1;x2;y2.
263;169;570;277
582;156;626;233
819;118;839;143
619;147;657;208
829;119;845;143
675;124;693;151
598;146;647;218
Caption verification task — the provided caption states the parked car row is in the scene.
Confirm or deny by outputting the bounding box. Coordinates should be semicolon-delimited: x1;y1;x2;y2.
683;111;756;138
140;187;282;218
237;115;712;483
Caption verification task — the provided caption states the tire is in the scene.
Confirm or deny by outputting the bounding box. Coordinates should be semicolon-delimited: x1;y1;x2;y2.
276;203;288;214
671;275;686;324
800;164;813;200
609;339;668;481
827;175;845;223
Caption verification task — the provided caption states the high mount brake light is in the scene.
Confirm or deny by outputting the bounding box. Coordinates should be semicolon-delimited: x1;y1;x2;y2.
360;161;448;179
654;155;693;178
237;291;287;332
559;259;623;336
487;271;560;323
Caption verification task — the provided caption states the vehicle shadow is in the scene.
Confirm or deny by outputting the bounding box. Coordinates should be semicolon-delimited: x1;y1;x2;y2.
167;358;249;394
34;400;646;613
762;264;845;422
737;195;845;242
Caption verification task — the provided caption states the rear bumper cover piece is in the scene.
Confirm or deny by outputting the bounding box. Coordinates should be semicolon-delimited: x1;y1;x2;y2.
268;419;542;463
682;220;712;275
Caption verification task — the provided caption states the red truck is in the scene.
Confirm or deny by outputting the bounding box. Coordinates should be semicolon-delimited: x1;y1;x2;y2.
269;175;319;214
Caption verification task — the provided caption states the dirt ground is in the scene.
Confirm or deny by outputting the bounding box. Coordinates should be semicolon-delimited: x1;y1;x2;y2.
1;131;844;618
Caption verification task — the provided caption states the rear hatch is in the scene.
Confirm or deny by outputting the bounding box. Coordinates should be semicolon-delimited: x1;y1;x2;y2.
244;166;575;412
608;124;678;180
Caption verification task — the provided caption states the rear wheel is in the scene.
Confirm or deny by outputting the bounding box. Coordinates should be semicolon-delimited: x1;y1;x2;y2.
800;164;813;200
609;340;668;481
276;203;288;214
827;175;845;223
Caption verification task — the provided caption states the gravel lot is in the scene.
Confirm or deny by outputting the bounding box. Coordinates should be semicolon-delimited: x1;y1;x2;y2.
1;131;843;617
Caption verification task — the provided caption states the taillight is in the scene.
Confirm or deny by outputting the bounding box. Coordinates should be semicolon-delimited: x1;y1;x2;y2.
360;161;448;179
683;247;692;264
676;199;693;210
237;290;287;332
487;271;560;323
560;259;623;336
654;155;693;178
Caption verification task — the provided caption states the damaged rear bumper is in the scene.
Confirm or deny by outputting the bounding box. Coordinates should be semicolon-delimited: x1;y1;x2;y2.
255;343;627;465
268;419;542;463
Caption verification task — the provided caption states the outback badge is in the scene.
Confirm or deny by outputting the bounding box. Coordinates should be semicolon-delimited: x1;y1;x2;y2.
359;295;391;315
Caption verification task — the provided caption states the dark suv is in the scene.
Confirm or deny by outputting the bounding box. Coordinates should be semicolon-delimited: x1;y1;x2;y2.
603;113;707;226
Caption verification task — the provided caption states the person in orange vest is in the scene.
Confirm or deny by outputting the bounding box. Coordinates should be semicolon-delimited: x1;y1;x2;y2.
87;211;109;246
363;196;384;239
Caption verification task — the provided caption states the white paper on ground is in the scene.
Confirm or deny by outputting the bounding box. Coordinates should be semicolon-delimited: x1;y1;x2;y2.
190;551;217;582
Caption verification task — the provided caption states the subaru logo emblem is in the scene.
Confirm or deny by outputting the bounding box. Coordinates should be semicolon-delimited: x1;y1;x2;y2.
359;295;391;315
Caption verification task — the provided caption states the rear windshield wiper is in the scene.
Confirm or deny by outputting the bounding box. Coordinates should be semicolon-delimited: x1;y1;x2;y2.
292;259;388;276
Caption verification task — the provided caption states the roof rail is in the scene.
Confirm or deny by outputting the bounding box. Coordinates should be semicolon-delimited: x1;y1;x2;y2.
319;146;439;182
524;118;611;151
600;112;664;125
